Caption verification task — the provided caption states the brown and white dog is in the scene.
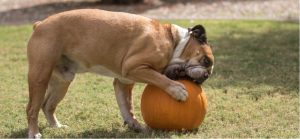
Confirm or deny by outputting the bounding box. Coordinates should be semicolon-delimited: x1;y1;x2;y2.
26;9;214;138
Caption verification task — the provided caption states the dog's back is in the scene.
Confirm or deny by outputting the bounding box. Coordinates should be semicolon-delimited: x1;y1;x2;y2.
30;9;166;71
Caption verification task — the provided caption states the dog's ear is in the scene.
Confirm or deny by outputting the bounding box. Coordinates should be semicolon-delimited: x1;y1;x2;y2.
190;25;207;44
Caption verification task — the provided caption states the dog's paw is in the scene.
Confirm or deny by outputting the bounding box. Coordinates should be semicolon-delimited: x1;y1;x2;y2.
51;123;68;128
34;133;42;138
28;133;42;138
166;81;188;101
124;119;145;132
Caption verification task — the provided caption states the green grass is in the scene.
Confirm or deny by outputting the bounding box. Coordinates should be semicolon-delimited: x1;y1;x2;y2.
0;20;299;138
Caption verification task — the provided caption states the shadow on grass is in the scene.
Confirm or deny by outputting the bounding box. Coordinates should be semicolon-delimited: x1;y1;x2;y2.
59;128;164;138
8;125;48;138
8;128;28;138
206;21;299;95
60;127;200;138
8;127;199;138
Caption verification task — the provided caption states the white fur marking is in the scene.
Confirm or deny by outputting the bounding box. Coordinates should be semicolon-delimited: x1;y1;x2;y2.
171;24;190;60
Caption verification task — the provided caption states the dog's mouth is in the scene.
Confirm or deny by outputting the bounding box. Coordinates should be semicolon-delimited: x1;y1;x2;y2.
163;63;211;84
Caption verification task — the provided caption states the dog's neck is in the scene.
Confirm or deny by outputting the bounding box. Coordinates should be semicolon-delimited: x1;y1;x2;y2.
171;24;190;63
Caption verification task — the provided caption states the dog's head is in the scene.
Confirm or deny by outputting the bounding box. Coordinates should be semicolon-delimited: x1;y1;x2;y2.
164;24;214;84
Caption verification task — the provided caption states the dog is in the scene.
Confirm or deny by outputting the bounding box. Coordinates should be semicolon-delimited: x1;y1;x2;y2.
26;9;214;138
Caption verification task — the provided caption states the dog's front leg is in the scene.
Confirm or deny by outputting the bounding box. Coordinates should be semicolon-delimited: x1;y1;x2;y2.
126;66;189;101
113;78;143;132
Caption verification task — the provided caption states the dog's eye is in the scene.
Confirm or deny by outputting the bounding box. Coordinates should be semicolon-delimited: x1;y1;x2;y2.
202;56;212;67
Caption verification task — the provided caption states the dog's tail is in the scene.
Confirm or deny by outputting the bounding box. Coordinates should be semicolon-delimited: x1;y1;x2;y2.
33;21;42;30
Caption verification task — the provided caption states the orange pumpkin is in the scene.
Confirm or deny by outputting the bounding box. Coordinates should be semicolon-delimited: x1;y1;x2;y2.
141;80;207;130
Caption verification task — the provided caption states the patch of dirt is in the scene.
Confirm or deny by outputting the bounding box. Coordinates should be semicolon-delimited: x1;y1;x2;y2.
0;0;298;25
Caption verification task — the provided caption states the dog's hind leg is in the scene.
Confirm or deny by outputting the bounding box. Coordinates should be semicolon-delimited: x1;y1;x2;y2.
113;78;144;132
27;62;53;138
26;32;63;138
27;48;60;138
42;66;75;128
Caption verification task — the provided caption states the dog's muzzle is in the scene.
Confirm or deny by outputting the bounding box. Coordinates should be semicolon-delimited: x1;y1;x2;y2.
163;63;211;84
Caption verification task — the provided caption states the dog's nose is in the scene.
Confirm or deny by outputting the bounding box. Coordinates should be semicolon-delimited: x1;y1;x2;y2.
203;72;209;79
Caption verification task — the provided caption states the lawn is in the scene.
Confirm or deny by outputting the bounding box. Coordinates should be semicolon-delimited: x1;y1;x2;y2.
0;20;298;138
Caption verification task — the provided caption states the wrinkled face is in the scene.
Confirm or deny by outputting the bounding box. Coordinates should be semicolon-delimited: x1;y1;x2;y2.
164;25;214;84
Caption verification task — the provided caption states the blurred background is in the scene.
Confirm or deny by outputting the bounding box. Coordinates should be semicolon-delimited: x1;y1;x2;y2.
0;0;299;25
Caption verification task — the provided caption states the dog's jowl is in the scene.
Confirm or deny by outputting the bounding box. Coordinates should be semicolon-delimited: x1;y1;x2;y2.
26;9;214;138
